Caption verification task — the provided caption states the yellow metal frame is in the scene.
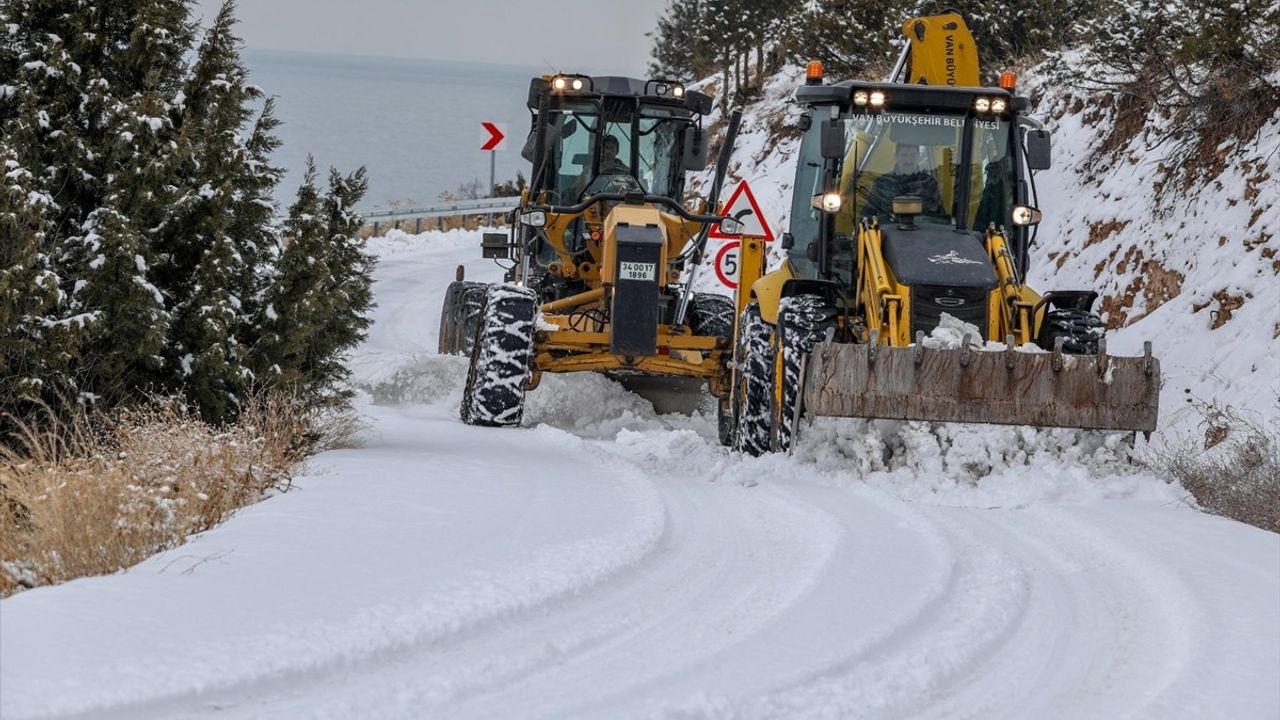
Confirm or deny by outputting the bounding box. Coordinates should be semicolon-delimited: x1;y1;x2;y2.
521;198;732;396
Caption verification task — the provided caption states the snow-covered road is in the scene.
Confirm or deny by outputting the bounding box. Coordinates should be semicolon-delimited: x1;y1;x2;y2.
3;230;1277;720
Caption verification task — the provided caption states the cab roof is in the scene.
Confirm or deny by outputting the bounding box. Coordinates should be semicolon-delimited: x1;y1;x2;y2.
796;80;1021;114
528;75;714;115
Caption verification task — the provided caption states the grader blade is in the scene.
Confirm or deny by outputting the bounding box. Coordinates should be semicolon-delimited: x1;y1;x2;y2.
802;338;1160;432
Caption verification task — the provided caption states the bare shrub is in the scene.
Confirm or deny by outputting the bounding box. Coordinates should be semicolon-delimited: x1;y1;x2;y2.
1148;401;1280;533
0;394;329;595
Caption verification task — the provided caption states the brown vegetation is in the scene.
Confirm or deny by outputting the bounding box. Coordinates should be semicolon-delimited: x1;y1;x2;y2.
1150;400;1280;533
0;396;355;596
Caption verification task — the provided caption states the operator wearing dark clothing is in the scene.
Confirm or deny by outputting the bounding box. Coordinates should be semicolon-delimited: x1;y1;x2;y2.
572;135;631;198
862;144;945;220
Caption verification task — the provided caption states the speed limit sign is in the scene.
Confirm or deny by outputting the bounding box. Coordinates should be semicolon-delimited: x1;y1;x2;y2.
714;240;740;289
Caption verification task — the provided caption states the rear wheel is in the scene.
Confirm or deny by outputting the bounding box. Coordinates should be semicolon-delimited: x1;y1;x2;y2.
438;280;487;355
688;293;735;341
1036;308;1104;355
460;285;538;427
732;302;773;456
772;294;834;453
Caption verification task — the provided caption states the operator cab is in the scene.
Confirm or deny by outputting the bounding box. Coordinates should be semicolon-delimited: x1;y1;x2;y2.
787;80;1048;284
523;75;713;266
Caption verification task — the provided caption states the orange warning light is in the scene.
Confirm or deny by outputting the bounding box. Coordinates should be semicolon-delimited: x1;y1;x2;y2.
806;60;824;85
998;71;1017;91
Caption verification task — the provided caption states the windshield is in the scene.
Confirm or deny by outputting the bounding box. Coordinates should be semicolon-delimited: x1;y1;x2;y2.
541;99;690;203
788;107;1015;279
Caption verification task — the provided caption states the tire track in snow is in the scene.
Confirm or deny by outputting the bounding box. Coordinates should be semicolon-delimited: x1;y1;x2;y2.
21;411;674;720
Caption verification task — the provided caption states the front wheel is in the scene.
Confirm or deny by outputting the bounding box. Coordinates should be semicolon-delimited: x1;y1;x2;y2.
460;285;538;427
772;294;835;453
732;302;773;456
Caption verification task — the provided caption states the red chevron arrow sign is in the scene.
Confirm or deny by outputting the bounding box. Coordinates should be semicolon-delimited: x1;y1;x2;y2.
481;122;506;151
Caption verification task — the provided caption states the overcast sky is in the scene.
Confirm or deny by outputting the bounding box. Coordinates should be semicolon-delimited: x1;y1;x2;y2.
194;0;669;75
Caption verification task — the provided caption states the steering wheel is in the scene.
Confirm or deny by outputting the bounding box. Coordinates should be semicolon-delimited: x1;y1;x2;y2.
584;173;643;197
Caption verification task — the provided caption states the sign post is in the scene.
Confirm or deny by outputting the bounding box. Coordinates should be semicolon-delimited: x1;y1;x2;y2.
481;122;506;225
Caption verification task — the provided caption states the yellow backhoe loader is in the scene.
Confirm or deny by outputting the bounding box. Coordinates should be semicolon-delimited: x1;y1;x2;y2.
724;14;1161;454
442;75;745;425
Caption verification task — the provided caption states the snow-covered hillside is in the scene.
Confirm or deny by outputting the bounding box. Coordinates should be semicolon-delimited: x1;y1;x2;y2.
2;229;1276;720
687;63;1280;434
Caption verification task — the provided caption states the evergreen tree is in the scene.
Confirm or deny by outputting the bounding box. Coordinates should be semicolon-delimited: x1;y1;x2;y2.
0;142;75;417
254;161;373;405
173;232;247;422
781;0;900;80
648;0;715;80
62;206;169;405
160;1;281;417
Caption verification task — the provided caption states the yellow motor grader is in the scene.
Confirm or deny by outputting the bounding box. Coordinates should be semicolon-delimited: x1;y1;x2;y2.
442;74;745;426
724;14;1162;454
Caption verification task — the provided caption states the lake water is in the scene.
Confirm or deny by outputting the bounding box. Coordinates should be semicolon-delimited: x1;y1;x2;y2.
243;49;543;212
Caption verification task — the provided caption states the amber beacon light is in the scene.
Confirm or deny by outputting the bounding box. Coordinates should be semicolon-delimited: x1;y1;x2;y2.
998;71;1017;91
806;60;824;85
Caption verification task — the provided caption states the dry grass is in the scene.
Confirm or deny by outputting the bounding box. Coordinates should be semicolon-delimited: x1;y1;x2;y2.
0;395;352;595
1148;401;1280;533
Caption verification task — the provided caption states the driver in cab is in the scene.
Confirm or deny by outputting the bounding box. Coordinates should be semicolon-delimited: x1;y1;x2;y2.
573;135;631;198
862;144;945;220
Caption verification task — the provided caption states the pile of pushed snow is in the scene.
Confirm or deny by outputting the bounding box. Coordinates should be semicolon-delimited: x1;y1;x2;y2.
919;313;1046;353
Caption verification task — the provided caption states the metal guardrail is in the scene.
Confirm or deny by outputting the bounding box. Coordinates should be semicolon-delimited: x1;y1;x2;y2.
362;196;520;223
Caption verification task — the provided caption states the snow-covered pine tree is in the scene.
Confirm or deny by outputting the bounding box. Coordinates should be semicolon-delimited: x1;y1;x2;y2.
161;0;281;419
252;160;327;396
649;0;714;80
781;0;899;79
173;232;247;422
311;166;373;403
62;205;169;404
252;161;373;405
0;141;75;417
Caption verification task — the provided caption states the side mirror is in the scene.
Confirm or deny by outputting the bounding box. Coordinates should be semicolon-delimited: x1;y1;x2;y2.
481;232;510;259
1025;130;1051;170
682;127;708;171
820;119;845;160
521;124;561;163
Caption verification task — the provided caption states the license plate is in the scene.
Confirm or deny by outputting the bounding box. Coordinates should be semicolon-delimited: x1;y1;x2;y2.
618;261;656;281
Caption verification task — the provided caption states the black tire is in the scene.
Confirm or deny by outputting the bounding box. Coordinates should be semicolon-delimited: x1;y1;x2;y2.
1036;308;1104;355
455;283;488;356
438;281;466;354
772;294;834;453
460;285;538;427
438;280;487;355
688;293;735;341
717;397;734;447
732;302;773;456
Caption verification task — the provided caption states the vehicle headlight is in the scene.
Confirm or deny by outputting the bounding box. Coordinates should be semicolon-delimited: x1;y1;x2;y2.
991;97;1007;114
673;85;684;98
853;90;869;107
552;76;567;91
1011;205;1042;226
571;78;584;91
869;91;886;108
812;192;842;213
519;209;548;228
974;97;991;113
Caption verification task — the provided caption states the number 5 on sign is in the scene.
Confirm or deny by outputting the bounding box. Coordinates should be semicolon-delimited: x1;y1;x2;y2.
714;240;740;289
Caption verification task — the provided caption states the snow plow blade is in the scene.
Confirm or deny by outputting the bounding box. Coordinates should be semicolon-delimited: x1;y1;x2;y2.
802;339;1160;433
